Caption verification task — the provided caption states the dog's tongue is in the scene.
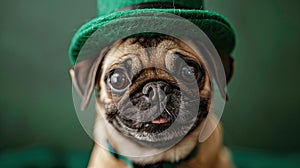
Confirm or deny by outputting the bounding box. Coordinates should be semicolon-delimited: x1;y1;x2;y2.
152;117;169;124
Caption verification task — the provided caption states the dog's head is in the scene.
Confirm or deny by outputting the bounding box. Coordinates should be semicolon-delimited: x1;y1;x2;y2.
70;35;234;149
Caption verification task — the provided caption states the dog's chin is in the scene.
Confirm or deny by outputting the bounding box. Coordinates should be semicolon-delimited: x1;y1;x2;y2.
114;114;191;149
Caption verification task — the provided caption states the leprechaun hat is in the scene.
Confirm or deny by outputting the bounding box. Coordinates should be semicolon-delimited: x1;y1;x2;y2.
69;0;236;64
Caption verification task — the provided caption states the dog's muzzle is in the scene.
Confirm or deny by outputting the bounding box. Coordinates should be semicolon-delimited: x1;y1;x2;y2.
119;80;180;133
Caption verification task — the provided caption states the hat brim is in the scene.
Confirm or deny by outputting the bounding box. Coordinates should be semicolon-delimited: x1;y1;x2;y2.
69;9;235;64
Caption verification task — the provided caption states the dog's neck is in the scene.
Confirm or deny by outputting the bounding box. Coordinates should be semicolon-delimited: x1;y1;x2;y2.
106;139;200;168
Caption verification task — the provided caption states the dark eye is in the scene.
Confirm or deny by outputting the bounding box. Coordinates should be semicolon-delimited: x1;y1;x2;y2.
180;63;202;82
108;70;131;92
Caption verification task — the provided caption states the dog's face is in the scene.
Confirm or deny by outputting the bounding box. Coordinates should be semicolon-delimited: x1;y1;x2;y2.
95;36;212;148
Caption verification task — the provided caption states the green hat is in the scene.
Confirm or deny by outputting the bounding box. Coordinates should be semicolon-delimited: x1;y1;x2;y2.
69;0;236;64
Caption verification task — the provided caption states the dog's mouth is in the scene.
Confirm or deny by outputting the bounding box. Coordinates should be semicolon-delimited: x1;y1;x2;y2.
116;108;177;134
113;106;203;149
113;110;191;148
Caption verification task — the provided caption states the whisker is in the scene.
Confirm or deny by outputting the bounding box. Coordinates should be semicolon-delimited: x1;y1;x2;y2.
181;98;201;103
165;108;176;119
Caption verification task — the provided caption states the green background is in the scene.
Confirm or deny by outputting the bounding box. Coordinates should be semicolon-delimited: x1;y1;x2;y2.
0;0;300;167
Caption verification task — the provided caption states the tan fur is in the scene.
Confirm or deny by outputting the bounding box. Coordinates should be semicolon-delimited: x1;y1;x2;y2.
84;37;234;167
89;115;234;168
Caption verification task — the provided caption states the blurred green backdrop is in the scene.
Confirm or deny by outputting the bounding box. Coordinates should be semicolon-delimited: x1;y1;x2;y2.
0;0;300;165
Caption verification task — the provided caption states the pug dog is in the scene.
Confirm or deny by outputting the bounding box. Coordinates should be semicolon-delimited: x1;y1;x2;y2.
70;35;234;168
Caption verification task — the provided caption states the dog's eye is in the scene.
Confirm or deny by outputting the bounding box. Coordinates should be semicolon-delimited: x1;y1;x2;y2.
108;70;131;92
181;63;202;83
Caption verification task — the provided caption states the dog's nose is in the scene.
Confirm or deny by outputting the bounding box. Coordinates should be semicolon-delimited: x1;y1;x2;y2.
142;81;168;102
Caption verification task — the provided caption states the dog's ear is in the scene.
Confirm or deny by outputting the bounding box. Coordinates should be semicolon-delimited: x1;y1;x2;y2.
218;50;235;84
69;48;109;111
198;47;235;100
